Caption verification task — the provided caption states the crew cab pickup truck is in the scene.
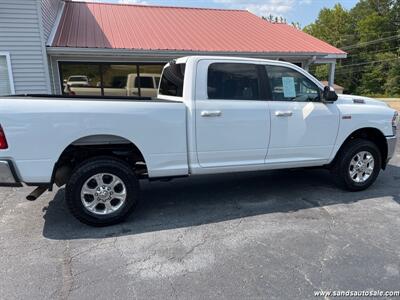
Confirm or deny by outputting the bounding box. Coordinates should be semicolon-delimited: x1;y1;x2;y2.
0;56;398;226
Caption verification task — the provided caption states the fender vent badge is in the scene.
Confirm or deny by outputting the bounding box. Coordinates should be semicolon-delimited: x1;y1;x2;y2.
353;99;365;104
342;115;352;119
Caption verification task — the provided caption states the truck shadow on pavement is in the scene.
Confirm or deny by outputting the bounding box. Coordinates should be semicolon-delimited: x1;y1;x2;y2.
42;164;400;240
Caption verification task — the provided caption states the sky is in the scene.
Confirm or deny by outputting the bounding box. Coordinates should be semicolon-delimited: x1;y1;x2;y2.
75;0;359;27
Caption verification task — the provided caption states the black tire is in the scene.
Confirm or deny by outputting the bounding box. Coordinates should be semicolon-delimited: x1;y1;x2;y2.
332;139;381;191
65;156;139;226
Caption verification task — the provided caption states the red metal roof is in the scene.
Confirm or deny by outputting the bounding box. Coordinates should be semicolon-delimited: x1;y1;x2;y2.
52;1;346;55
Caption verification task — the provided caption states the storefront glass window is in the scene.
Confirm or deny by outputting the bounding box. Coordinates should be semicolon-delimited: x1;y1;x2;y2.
102;64;138;97
138;65;163;97
59;62;164;98
60;63;102;96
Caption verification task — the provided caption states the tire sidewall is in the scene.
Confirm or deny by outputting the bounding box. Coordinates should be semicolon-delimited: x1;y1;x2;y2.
66;158;139;226
340;140;381;191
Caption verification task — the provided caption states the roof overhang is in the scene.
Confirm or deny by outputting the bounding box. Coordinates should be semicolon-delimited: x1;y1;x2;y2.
46;47;347;60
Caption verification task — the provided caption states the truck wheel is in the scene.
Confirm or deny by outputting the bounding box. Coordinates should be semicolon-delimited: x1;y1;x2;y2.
65;156;139;226
332;139;381;191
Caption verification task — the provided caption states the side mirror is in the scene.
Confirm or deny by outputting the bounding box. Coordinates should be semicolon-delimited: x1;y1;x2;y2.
323;86;338;102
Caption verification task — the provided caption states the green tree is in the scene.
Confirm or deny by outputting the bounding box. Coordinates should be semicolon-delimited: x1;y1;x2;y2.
304;4;352;48
303;0;400;96
357;53;396;95
384;54;400;96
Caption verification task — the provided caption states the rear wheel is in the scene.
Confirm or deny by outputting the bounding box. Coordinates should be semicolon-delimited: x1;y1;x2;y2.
65;156;139;226
332;139;381;191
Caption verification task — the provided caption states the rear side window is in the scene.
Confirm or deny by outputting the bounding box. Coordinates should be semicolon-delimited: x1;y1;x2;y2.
207;63;260;100
135;76;154;88
159;63;185;97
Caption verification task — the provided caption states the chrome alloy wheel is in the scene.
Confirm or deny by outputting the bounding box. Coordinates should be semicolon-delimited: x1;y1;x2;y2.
348;151;375;183
80;173;127;215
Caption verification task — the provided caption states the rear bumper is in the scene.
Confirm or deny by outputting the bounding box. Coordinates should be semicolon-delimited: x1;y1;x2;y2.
387;135;397;162
0;160;22;187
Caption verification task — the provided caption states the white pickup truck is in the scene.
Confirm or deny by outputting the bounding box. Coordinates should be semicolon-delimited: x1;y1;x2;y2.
0;56;398;226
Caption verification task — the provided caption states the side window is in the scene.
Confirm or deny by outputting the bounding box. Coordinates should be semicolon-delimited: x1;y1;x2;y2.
266;65;321;102
159;63;185;97
208;63;260;100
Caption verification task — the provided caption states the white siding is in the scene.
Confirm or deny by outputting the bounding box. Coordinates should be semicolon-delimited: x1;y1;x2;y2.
0;0;50;94
41;0;62;43
41;0;63;94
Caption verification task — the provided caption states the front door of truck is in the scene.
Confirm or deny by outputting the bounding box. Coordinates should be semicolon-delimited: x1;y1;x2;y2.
195;61;270;168
264;64;340;165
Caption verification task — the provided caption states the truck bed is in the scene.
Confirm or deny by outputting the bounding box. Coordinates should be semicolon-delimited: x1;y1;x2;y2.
4;94;181;103
0;95;188;183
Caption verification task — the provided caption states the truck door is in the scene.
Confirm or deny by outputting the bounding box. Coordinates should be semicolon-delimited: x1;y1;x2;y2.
264;64;340;164
195;60;270;168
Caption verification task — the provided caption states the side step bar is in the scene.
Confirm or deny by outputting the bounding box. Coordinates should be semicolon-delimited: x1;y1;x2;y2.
26;186;48;201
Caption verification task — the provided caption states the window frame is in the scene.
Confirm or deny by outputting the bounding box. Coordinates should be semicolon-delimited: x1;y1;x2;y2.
264;63;323;102
0;52;15;95
58;61;164;97
206;62;267;101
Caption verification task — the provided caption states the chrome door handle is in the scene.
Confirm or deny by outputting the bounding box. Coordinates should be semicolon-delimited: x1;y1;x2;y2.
201;110;222;117
275;110;293;117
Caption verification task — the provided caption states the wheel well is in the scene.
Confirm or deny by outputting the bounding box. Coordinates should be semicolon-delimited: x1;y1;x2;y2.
336;128;388;169
52;135;147;188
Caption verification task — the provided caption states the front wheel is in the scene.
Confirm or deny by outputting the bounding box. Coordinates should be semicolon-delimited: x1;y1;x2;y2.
332;139;381;191
65;156;139;226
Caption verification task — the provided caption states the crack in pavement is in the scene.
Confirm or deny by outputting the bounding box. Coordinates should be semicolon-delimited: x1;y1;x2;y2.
178;233;209;262
60;241;73;300
296;266;330;300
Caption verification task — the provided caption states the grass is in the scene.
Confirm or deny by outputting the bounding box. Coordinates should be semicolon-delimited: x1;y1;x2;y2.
377;98;400;102
388;102;400;111
375;98;400;111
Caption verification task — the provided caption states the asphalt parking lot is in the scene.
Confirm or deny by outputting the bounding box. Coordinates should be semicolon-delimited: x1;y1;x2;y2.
1;138;399;300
